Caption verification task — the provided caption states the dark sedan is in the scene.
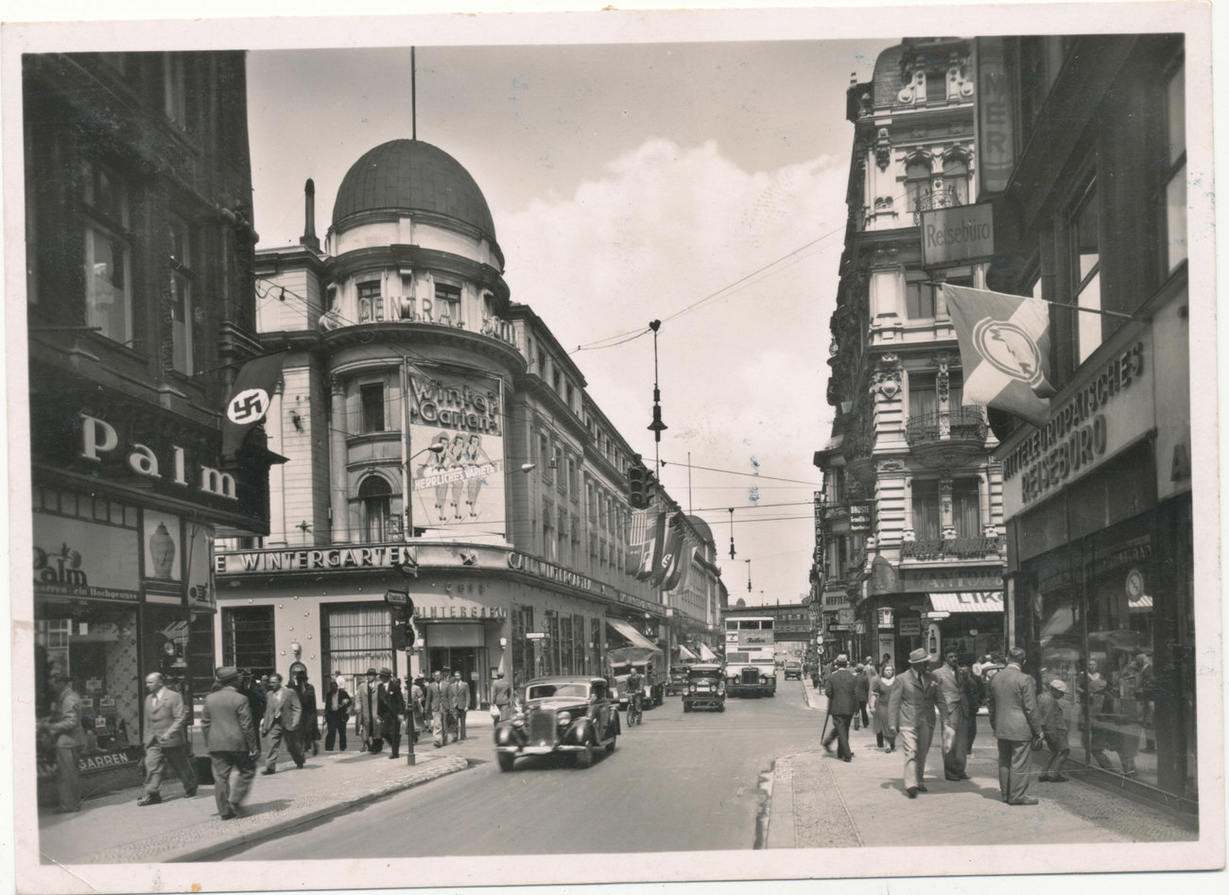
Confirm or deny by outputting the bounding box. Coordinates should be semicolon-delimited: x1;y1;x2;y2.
493;676;620;771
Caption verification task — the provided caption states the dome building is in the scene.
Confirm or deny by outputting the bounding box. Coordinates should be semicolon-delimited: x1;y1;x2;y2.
213;138;723;708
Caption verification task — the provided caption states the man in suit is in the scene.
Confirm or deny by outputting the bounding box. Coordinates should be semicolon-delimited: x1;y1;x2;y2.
138;672;197;805
452;671;471;741
852;664;871;730
492;671;514;721
260;672;303;774
376;668;405;759
355;667;382;753
933;650;970;781
989;646;1043;805
427;670;446;747
821;654;857;761
887;647;940;798
201;666;259;820
323;673;352;752
38;666;87;814
441;667;458;743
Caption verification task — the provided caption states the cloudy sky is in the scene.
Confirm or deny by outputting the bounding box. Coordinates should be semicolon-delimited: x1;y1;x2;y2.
246;37;894;606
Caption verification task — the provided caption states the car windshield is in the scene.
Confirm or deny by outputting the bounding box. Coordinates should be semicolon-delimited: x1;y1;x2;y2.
689;669;722;681
526;683;589;700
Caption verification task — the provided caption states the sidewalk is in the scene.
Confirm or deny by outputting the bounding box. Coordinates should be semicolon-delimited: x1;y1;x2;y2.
37;712;495;865
767;680;1196;848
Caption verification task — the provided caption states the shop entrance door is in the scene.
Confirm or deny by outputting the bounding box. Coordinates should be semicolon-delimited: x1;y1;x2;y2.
427;647;482;709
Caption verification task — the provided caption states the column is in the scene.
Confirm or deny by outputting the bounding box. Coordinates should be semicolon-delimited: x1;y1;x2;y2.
328;376;349;543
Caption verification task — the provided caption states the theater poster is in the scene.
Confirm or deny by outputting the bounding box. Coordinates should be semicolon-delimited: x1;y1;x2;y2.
408;367;506;535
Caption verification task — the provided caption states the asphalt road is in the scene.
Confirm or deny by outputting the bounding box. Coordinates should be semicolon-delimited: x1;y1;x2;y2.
226;680;819;858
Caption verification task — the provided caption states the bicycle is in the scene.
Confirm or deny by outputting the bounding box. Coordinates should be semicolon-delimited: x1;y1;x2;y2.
626;694;643;726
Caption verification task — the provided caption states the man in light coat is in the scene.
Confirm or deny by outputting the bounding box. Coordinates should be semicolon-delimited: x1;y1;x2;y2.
39;666;87;814
355;667;382;753
452;671;471;741
201;666;259;820
138;672;197;805
260;672;303;773
933;650;970;781
988;646;1043;805
491;671;514;721
887;647;940;798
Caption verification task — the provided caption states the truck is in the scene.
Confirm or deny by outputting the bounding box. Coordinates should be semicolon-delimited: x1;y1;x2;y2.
607;646;665;709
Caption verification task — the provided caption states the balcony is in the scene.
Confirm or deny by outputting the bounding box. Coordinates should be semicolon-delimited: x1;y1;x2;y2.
912;187;965;225
905;408;987;468
900;536;1005;563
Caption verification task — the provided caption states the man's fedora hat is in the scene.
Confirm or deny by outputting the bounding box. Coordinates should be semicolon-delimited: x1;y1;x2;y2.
216;666;240;684
907;648;930;665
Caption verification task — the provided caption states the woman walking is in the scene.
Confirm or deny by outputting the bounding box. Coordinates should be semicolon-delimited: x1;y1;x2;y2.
872;662;899;752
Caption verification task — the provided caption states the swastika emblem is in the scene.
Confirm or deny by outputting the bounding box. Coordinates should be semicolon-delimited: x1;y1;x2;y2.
227;388;270;425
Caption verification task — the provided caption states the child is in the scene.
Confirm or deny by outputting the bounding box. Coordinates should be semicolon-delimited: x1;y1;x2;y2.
1037;679;1071;782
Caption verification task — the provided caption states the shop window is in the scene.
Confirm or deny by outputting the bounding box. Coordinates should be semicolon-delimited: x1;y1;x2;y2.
1071;180;1103;366
322;604;393;680
167;214;195;374
568;456;579;501
357;279;383;323
511;604;534;687
360;382;385;433
560;614;574;674
1161;60;1187;274
592;617;603;672
544;610;560;676
358;476;392;542
952;478;980;538
81;159;134;348
912;479;941;541
221;605;275;677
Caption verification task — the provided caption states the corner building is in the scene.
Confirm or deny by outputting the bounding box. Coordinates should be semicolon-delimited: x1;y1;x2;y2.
215;139;723;707
814;39;1006;671
976;35;1194;812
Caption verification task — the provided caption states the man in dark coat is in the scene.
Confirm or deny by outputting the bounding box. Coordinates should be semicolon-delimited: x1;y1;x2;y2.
988;646;1043;805
491;671;514;721
323;674;352;751
822;655;858;761
355;667;382;753
853;664;871;730
452;671;471;741
201;666;259;820
888;648;940;798
377;668;405;759
289;667;321;756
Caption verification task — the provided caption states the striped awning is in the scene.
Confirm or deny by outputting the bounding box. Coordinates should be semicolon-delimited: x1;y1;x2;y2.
607;618;658;651
928;592;1004;613
677;644;698;662
698;643;718;662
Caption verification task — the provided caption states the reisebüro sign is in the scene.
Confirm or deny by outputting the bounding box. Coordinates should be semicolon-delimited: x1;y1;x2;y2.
920;203;994;267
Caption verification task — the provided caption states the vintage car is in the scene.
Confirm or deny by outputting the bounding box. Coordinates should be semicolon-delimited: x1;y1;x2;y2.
682;663;726;712
667;664;691;696
493;676;620;771
783;659;803;680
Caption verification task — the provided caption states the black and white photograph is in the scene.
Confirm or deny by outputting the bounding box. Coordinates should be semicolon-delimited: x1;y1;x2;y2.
3;2;1224;893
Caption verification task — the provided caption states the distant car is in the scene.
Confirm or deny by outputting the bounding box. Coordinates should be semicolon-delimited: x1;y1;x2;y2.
493;676;620;771
667;665;690;696
682;663;726;712
783;659;803;680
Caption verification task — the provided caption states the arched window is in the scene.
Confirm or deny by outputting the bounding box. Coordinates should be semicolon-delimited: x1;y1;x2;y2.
942;155;970;206
905;157;932;213
358;476;392;543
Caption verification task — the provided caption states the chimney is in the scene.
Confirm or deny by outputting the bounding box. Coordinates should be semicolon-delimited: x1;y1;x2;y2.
300;178;320;252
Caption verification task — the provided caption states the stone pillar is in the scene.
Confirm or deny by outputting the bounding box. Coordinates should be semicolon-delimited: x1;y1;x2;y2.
328;376;349;543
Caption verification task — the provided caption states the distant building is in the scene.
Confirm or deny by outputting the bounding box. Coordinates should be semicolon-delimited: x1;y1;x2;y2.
23;51;274;795
214;138;723;702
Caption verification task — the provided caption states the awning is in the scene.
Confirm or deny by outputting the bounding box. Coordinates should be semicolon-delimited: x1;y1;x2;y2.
698;643;718;662
928;592;1004;614
677;644;698;662
607;618;658;651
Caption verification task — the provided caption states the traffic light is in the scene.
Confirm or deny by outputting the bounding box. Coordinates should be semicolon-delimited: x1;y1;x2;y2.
627;464;649;509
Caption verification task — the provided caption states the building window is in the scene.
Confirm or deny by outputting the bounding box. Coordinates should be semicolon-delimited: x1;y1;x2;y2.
942;155;969;205
163;52;187;126
1072;180;1102;365
1162;60;1187;274
433;282;461;325
905;158;931;213
511;605;534;687
360;382;385;433
167;214;195;374
905;279;936;319
221;605;275;677
359;476;392;542
357;279;383;323
908;373;938;420
542;500;556;561
952;478;981;537
568;457;579;500
912;479;941;541
81;160;133;347
322;604;394;681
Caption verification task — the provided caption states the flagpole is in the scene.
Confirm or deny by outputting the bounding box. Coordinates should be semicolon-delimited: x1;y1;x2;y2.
929;283;1138;321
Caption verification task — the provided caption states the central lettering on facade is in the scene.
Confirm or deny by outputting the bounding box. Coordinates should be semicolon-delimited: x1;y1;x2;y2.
1001;342;1144;506
216;545;417;574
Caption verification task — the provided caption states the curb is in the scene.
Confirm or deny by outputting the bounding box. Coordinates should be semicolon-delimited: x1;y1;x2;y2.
84;755;471;864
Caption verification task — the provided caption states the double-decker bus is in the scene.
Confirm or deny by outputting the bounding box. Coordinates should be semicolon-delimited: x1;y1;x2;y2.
724;616;777;697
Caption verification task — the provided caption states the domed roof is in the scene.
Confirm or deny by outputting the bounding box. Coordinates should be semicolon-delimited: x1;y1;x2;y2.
331;139;496;240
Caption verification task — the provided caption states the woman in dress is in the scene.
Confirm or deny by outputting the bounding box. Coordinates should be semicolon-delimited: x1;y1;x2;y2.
871;662;899;752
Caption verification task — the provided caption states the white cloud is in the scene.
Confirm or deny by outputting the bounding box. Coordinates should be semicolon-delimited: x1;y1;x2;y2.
501;137;845;602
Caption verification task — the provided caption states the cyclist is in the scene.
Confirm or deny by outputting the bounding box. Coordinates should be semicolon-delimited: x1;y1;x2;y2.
626;666;644;723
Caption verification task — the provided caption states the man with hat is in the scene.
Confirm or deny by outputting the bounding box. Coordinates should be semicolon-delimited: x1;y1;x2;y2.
376;667;405;759
887;647;940;798
356;667;382;753
451;670;471;741
1036;678;1071;782
988;646;1043;805
821;654;857;761
201;667;258;820
933;650;971;781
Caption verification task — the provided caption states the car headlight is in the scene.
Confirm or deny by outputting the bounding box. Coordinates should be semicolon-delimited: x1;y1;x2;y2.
718;684;725;695
496;727;511;743
556;712;571;726
689;684;696;693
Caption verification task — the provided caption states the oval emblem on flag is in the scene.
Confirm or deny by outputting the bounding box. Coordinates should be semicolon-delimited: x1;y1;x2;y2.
972;318;1045;387
226;387;271;425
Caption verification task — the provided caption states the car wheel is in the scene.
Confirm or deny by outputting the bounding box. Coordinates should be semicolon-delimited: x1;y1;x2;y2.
497;752;515;772
605;736;616;753
718;703;725;712
576;743;594;768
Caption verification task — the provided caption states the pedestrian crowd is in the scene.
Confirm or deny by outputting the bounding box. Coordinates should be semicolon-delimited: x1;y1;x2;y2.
818;645;1075;806
37;660;487;821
